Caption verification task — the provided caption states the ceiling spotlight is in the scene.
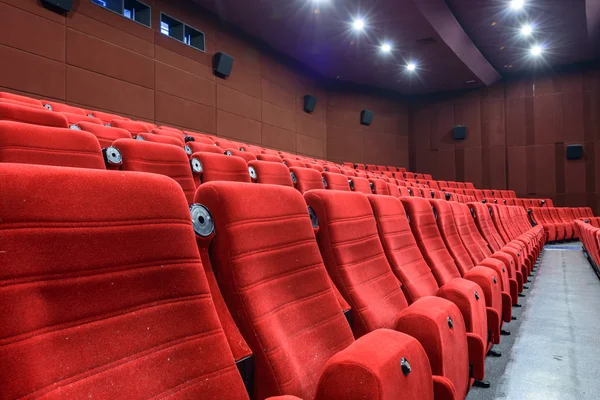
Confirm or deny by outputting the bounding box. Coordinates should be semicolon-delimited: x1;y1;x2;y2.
530;44;543;56
510;0;525;10
406;62;417;71
352;18;365;31
380;42;392;53
520;23;533;36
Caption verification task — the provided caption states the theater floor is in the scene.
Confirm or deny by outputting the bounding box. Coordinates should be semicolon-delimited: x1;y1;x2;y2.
468;242;600;399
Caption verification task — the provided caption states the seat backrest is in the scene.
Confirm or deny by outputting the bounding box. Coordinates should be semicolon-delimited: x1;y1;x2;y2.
86;109;126;124
108;120;150;135
190;152;251;186
322;171;350;191
0;102;69;128
224;148;257;163
0;91;42;106
0;121;105;170
75;121;132;148
113;139;196;204
42;100;86;115
282;158;305;168
0;163;250;400
304;190;409;337
150;128;185;144
306;163;324;172
369;179;390;195
348;176;372;194
400;197;462;286
248;160;293;187
367;195;440;302
448;202;487;264
135;132;183;147
185;142;223;156
468;202;506;252
256;153;282;163
195;182;354;399
290;166;325;193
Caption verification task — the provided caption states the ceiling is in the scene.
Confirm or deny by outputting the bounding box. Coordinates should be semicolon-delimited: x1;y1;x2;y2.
192;0;600;94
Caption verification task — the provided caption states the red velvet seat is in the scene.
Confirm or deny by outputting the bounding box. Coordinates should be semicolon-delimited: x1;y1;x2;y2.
150;128;185;144
0;121;105;170
289;167;325;193
86;109;126;125
248;160;293;187
42;100;87;115
108;119;150;135
189;151;251;187
257;153;283;162
348;176;372;194
283;158;306;168
0;163;253;399
224;148;257;163
322;171;350;191
0;91;42;106
195;182;439;400
305;189;471;399
185;142;223;155
112;139;196;204
135;132;183;147
74;121;132;148
369;178;390;195
0;102;69;128
323;165;341;173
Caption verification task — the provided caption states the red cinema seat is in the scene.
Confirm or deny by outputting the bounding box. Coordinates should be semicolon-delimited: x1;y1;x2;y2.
135;132;183;147
305;189;471;399
239;144;263;155
457;182;467;189
86;109;126;125
189;152;251;186
225;148;257;163
248;160;293;187
398;186;412;197
342;162;354;168
387;183;402;198
150;128;185;144
257;153;283;162
185;142;223;156
0;121;105;169
0;102;69;128
306;163;324;172
108;120;150;135
367;195;492;378
0;163;254;400
408;187;423;198
323;165;341;173
42;100;86;115
424;174;433;180
376;165;387;171
283;158;306;168
323;171;351;191
0;91;42;106
195;182;439;400
429;200;512;322
355;170;368;178
348;176;372;194
366;164;377;171
290;167;325;193
369;178;390;195
400;197;503;340
112;139;196;204
74;121;132;148
62;112;103;127
465;182;476;190
355;163;366;170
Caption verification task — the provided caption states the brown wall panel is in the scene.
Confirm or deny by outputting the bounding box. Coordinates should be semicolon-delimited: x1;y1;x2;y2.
217;110;261;144
262;124;296;153
217;84;261;121
155;61;215;107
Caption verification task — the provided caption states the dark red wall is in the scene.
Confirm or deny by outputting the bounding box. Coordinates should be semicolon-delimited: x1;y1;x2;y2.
409;67;600;211
0;0;408;165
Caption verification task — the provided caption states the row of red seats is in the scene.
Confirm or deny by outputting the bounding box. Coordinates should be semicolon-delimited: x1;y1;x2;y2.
1;97;537;398
530;207;593;242
575;218;600;274
1;156;543;399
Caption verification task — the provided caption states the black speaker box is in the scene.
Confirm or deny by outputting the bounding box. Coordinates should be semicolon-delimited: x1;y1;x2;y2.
360;109;374;126
566;144;583;160
213;52;234;78
303;95;317;113
452;125;467;140
41;0;72;12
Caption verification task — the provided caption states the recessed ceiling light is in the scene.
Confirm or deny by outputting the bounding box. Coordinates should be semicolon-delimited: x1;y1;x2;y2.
520;23;533;36
380;42;392;53
510;0;525;10
465;80;476;84
352;18;365;31
406;62;417;71
530;44;543;56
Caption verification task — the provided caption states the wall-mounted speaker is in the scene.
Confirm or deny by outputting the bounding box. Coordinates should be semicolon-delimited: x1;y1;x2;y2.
213;52;234;78
452;125;467;140
360;109;374;126
566;144;583;160
41;0;72;12
303;95;317;113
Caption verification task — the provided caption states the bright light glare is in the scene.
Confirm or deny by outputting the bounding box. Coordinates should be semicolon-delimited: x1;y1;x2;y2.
352;18;365;31
520;23;533;36
406;62;416;71
380;43;392;53
530;44;543;56
510;0;525;10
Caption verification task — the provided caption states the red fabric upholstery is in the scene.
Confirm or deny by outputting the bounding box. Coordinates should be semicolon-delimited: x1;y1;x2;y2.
42;101;86;115
0;121;105;169
113;139;196;204
290;167;325;193
194;182;355;399
322;171;350;191
61;112;103;126
305;189;470;399
151;128;185;144
190;152;251;186
349;176;372;194
75;122;132;148
0;163;250;400
109;120;150;134
135;133;183;147
0;102;69;128
248;160;293;187
306;163;324;172
185;142;223;156
225;148;257;162
86;110;126;124
283;158;306;168
0;91;42;106
340;168;356;177
369;179;390;195
257;153;283;163
323;165;341;173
